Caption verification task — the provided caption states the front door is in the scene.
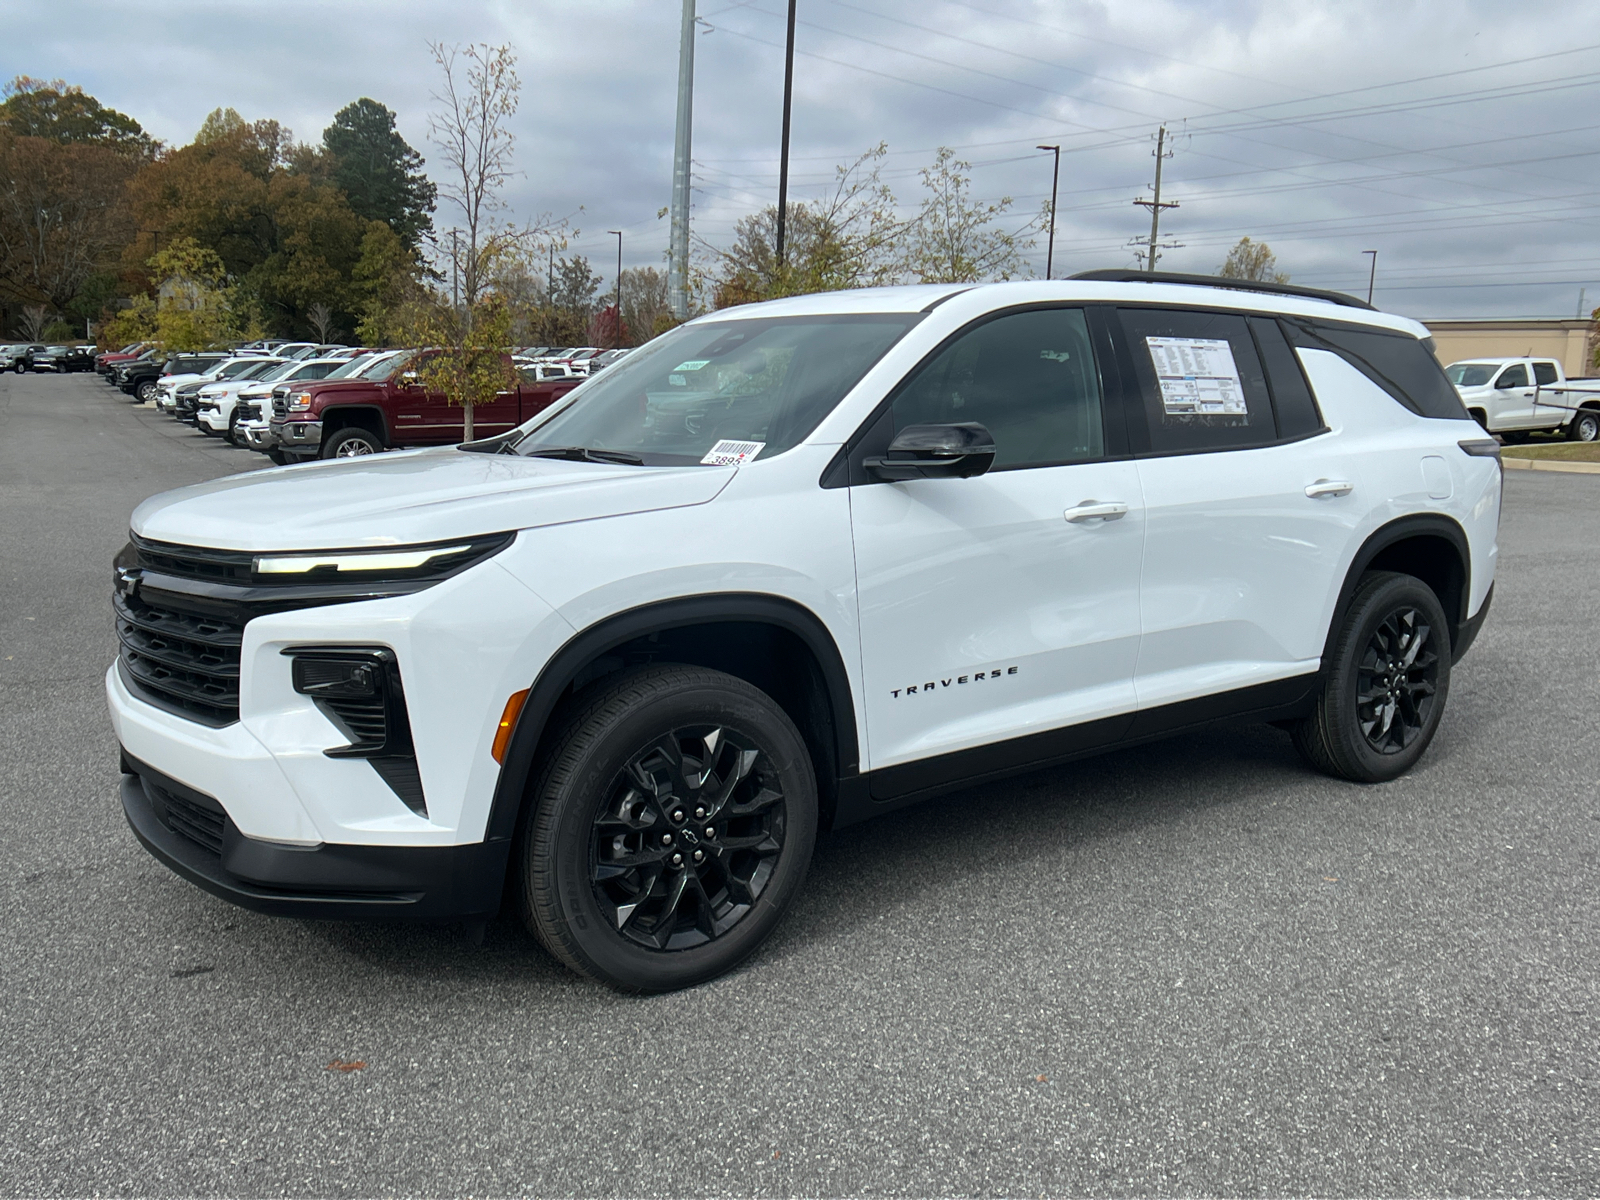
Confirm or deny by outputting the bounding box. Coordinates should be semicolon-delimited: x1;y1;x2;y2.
1489;361;1536;429
850;306;1145;783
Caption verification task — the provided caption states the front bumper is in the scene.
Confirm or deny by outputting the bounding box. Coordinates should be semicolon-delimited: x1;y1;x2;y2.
270;417;323;450
239;421;277;450
121;751;507;922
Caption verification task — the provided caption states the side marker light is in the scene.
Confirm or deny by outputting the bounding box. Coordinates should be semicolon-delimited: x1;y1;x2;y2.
492;689;530;763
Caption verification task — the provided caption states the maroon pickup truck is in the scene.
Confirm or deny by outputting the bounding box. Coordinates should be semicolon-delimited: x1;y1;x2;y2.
269;350;582;460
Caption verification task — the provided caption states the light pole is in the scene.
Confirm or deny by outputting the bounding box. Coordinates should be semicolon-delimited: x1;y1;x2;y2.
609;230;623;349
669;0;696;319
1362;249;1378;305
775;0;798;268
1037;144;1060;280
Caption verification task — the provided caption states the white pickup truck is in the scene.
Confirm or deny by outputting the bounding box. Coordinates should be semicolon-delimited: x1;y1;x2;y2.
1445;356;1600;442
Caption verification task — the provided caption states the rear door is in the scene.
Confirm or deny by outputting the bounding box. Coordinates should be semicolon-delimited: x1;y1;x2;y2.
1112;306;1362;720
1529;360;1563;429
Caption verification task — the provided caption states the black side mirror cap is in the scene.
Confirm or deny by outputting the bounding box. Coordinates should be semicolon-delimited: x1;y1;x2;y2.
865;422;996;480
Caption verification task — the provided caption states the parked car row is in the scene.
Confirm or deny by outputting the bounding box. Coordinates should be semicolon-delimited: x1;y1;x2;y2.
101;342;591;463
1;342;96;372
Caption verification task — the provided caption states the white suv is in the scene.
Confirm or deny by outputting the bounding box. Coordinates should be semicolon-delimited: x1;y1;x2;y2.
108;273;1500;991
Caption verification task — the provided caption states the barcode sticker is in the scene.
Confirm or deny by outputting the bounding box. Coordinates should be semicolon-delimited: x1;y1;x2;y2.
701;439;765;466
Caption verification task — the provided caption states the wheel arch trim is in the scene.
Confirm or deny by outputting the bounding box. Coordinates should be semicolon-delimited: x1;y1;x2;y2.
1323;512;1472;665
482;592;860;843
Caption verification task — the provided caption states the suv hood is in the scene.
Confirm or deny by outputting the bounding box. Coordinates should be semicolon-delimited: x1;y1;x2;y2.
131;447;738;551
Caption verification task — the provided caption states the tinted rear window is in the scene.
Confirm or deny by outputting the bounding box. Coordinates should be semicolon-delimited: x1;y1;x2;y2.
1287;321;1468;420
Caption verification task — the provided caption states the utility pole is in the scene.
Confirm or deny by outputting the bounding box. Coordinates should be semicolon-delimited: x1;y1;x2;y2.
775;0;798;268
1578;287;1587;319
1132;125;1179;272
1362;249;1378;304
1036;144;1060;280
451;230;459;309
669;0;696;320
609;231;623;350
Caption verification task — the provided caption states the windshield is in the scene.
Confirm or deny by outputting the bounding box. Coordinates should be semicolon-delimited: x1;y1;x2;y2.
323;356;373;380
1445;362;1498;387
257;360;299;383
513;315;919;465
351;351;408;380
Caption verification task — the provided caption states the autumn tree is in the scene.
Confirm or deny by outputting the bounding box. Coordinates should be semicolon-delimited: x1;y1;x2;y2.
322;98;435;250
104;237;243;350
710;144;901;306
1217;236;1288;283
0;79;146;330
900;148;1032;283
619;266;669;346
0;77;153;154
405;285;515;441
351;220;429;346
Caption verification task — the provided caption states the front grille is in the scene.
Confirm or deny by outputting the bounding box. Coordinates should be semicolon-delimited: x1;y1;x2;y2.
237;401;260;421
134;538;254;584
116;591;243;725
145;777;226;856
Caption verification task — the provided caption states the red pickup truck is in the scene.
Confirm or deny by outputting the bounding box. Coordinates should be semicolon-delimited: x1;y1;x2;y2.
269;350;582;460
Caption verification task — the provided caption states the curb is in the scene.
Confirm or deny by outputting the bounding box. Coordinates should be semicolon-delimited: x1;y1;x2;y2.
1502;456;1600;474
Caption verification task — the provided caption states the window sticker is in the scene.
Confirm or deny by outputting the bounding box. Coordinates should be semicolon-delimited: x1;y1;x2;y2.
701;439;765;466
673;360;711;372
668;374;686;386
1040;349;1072;362
1145;336;1248;417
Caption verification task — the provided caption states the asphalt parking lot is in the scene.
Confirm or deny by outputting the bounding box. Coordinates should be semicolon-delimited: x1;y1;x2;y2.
1;369;1597;1197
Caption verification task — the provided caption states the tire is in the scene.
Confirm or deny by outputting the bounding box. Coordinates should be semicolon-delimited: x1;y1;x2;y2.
1468;409;1488;431
319;427;383;458
135;379;158;404
1567;407;1600;443
1499;430;1529;445
266;449;288;466
519;664;818;993
226;413;241;446
1291;571;1452;783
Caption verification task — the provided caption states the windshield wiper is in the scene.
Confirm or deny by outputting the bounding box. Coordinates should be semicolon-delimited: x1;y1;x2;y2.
523;445;646;466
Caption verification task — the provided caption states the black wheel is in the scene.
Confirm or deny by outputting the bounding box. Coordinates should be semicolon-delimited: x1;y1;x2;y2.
320;427;382;458
1567;407;1600;443
266;449;288;465
519;664;817;992
226;412;241;446
1499;430;1528;445
1291;571;1451;783
135;379;158;403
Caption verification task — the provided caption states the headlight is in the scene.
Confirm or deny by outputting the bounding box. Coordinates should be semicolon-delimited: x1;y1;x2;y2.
250;534;514;582
289;391;314;410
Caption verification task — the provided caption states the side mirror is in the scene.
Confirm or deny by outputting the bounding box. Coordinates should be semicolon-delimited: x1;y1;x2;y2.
865;422;996;481
400;370;420;387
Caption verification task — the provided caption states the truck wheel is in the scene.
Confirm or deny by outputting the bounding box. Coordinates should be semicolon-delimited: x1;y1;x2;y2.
319;427;383;458
1291;571;1451;784
1567;408;1600;443
1499;431;1528;444
135;380;158;403
519;664;818;993
1468;409;1488;431
266;449;288;465
226;413;241;446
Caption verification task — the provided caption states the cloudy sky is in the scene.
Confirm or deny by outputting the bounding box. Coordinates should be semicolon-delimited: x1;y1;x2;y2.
5;0;1598;318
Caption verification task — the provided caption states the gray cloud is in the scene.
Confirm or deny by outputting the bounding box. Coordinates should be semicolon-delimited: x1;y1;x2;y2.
3;0;1597;316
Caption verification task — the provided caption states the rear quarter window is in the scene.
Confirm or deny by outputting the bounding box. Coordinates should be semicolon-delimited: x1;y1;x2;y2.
1286;320;1469;420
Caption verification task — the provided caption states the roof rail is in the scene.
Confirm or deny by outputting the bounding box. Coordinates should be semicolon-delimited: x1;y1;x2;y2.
1069;268;1375;311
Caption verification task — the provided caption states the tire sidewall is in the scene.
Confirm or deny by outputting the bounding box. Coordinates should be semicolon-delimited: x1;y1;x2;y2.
533;677;817;992
1573;410;1599;442
1326;573;1452;780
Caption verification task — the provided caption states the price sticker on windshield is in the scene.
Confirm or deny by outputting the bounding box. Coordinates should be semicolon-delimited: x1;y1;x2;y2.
701;439;765;466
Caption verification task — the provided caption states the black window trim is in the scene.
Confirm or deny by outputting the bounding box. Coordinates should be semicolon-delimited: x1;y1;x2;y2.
819;301;1131;489
1107;301;1332;461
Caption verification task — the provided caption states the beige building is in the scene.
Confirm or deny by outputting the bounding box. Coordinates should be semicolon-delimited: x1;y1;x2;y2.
1423;318;1596;378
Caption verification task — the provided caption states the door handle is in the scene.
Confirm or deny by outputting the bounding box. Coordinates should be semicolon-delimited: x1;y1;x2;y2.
1305;479;1353;498
1065;500;1129;523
